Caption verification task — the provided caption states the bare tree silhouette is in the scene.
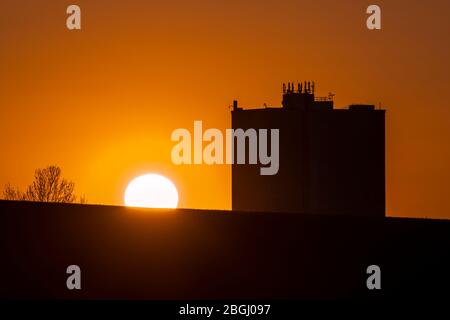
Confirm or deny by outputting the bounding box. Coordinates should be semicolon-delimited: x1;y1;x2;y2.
2;166;81;203
3;183;26;201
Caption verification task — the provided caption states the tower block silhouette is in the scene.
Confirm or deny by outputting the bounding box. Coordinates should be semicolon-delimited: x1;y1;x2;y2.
231;82;385;216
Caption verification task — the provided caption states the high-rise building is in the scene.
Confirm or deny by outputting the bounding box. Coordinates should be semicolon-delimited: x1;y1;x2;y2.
231;82;385;216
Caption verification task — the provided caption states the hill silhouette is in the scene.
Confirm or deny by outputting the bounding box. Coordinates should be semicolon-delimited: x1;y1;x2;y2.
0;200;449;299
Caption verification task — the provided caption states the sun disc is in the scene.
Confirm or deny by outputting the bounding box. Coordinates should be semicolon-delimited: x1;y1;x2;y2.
124;174;178;208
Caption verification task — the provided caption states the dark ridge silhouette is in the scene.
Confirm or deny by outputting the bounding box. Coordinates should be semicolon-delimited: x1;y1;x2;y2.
232;82;385;216
0;200;449;299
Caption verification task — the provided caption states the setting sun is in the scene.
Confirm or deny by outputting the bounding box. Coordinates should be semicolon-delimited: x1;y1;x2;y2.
124;174;179;208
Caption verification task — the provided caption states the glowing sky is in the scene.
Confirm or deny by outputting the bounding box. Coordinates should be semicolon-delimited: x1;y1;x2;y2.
1;0;450;219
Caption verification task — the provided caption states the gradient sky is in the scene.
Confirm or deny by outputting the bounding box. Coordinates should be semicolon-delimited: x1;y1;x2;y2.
1;0;449;219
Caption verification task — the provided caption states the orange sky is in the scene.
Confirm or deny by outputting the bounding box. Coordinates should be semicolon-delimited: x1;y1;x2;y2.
1;0;450;219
